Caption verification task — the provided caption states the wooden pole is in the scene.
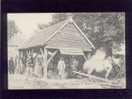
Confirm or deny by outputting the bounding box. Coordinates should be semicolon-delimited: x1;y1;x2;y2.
72;71;121;88
18;50;22;73
72;71;112;83
26;49;30;57
44;48;48;79
83;53;88;61
20;50;24;73
40;47;48;79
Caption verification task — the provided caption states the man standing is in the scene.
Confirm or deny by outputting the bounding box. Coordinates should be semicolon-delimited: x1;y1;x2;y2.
57;57;66;79
8;57;15;74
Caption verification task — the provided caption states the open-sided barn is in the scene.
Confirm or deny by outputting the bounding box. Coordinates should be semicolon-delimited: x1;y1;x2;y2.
18;17;95;79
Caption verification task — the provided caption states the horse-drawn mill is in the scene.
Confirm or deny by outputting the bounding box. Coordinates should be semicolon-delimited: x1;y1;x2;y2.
16;16;123;88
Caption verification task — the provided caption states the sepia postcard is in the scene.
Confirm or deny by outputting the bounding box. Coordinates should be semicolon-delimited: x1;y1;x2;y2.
7;13;126;89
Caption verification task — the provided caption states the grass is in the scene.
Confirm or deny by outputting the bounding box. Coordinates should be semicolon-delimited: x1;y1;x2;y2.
8;74;125;89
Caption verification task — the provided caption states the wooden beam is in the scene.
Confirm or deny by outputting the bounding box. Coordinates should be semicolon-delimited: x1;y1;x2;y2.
83;53;88;61
44;20;68;44
26;50;30;57
18;51;22;66
40;48;44;58
73;71;122;87
47;50;58;65
31;49;33;55
43;48;48;79
72;20;95;49
72;71;112;83
48;51;53;55
40;47;48;79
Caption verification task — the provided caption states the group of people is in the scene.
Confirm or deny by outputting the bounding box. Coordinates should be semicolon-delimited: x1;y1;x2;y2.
25;53;43;77
8;54;43;78
8;54;80;79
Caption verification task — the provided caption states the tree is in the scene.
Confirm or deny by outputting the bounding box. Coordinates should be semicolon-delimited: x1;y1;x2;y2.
52;13;67;24
8;20;19;40
50;13;125;57
50;13;125;79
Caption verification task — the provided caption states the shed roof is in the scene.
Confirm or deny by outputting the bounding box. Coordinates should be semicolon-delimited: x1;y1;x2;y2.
20;18;95;51
20;20;67;49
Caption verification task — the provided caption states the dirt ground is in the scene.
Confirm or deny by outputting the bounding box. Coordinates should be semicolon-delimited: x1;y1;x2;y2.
8;74;125;89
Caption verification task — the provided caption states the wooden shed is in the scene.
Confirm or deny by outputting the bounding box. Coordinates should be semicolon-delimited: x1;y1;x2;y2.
19;17;95;79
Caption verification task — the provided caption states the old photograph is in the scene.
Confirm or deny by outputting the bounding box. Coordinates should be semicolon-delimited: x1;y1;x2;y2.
8;13;125;89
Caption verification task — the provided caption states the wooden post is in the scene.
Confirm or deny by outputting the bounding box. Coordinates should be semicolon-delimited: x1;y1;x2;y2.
18;50;22;72
44;48;48;79
26;49;30;57
20;50;24;73
83;53;88;61
40;47;48;79
30;49;34;58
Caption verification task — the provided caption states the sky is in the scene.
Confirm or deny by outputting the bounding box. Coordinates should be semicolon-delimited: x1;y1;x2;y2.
8;13;53;40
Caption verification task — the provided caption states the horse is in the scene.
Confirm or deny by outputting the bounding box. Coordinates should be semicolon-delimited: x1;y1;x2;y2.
83;48;113;79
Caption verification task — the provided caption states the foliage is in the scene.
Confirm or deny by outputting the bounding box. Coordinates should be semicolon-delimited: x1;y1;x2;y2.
8;20;19;40
50;13;125;57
